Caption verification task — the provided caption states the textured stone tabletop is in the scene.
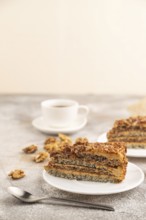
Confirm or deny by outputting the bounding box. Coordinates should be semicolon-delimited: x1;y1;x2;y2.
0;95;146;220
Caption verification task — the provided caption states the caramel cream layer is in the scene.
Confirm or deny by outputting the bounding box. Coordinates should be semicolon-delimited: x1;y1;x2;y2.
45;162;126;177
45;167;125;182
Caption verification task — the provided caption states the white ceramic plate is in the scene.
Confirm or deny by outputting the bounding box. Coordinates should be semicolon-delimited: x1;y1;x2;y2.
32;115;87;134
43;162;144;195
97;132;146;158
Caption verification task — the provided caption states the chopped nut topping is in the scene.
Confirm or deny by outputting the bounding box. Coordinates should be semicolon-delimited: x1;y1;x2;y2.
44;137;57;145
59;133;72;144
34;152;48;163
75;137;89;145
8;169;25;179
114;116;146;129
23;145;38;154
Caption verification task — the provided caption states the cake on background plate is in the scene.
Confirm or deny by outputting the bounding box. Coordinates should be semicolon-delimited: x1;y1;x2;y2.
107;116;146;148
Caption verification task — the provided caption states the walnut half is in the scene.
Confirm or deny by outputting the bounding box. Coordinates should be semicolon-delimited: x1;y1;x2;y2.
58;133;72;144
44;142;59;153
34;152;48;163
23;145;38;154
44;137;57;145
8;169;25;180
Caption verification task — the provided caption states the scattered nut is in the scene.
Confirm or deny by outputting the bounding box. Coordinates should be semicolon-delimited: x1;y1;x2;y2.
44;142;60;153
44;137;57;145
8;169;25;180
23;145;38;154
34;152;48;163
59;133;72;144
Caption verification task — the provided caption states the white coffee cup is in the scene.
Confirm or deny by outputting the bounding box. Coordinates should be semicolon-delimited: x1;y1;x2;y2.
41;99;89;128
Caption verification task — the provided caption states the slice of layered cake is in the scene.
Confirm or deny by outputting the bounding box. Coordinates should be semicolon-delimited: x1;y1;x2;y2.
107;116;146;148
44;138;127;183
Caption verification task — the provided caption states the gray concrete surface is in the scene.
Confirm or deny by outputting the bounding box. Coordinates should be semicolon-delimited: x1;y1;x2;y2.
0;94;146;220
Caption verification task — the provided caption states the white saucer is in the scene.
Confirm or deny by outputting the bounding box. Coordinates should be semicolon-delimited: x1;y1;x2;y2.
32;115;87;134
43;162;144;195
97;132;146;158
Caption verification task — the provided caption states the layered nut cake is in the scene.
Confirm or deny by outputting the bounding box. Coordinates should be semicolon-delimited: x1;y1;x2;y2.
45;138;127;183
107;116;146;148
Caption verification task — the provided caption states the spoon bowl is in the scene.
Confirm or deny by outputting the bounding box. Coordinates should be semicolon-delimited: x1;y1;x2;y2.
8;186;42;203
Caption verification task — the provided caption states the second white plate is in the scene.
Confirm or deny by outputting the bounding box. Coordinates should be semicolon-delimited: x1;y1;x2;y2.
97;132;146;158
32;115;87;134
43;162;144;195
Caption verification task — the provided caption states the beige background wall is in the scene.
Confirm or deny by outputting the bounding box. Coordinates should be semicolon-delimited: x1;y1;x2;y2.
0;0;146;94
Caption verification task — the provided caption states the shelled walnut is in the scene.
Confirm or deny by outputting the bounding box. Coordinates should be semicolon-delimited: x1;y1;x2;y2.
58;133;72;144
44;142;60;153
8;169;25;180
44;137;57;145
34;152;48;163
23;145;38;154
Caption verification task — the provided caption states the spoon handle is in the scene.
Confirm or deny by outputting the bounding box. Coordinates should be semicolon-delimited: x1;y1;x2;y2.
42;197;114;211
45;199;114;211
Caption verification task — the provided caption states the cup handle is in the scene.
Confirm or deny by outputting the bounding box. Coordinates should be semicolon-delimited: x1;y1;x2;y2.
78;105;89;117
